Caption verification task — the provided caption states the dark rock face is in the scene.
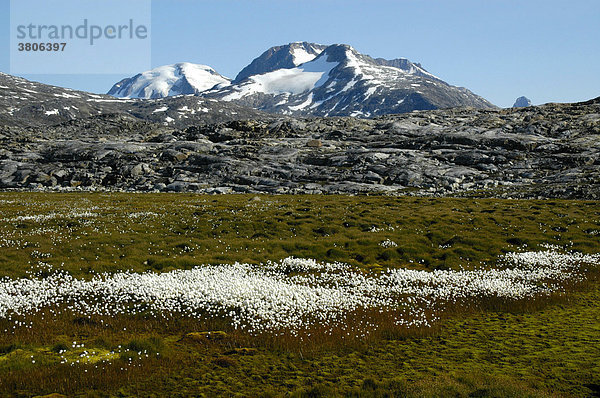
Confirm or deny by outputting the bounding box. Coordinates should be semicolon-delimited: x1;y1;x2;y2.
513;96;532;108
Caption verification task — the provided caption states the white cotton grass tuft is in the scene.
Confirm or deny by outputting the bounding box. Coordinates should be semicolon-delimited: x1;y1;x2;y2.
379;239;398;248
0;248;598;333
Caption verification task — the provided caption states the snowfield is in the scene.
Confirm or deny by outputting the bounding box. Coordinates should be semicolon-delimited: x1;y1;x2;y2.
222;55;337;100
291;47;320;65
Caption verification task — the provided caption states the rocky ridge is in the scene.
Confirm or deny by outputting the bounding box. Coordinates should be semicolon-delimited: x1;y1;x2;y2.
1;76;599;198
0;72;271;129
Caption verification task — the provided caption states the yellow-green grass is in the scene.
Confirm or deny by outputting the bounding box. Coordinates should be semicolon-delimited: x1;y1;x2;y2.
0;193;599;397
1;193;599;278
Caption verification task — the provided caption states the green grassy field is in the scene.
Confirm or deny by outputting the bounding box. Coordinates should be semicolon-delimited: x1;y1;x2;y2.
0;193;599;397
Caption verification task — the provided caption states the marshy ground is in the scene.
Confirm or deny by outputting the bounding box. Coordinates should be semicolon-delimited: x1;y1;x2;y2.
0;193;599;397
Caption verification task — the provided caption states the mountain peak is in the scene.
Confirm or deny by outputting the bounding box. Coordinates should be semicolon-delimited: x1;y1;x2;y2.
316;43;358;62
108;63;230;99
233;42;328;83
314;45;440;81
513;96;532;108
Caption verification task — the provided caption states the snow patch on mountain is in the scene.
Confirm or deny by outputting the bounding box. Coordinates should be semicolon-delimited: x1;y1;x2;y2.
289;93;314;111
222;55;337;100
292;47;319;65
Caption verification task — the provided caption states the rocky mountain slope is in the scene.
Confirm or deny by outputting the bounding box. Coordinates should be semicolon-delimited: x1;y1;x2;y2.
108;42;495;117
108;63;231;99
0;72;127;128
1;72;598;199
0;72;271;130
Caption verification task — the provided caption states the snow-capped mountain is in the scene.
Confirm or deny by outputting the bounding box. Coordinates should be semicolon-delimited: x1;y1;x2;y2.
105;43;495;116
205;43;494;117
108;63;231;99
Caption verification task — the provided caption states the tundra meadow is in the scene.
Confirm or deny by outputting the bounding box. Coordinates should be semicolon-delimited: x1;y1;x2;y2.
0;193;599;397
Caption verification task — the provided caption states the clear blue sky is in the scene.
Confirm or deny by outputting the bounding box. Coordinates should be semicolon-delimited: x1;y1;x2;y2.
1;0;598;108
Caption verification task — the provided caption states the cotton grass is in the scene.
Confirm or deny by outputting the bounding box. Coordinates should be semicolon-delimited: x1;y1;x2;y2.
0;249;598;334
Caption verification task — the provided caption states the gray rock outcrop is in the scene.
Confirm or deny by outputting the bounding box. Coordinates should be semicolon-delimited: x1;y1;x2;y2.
1;95;599;199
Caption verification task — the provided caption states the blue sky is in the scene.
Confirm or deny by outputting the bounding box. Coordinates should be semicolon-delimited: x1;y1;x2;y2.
1;0;598;107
